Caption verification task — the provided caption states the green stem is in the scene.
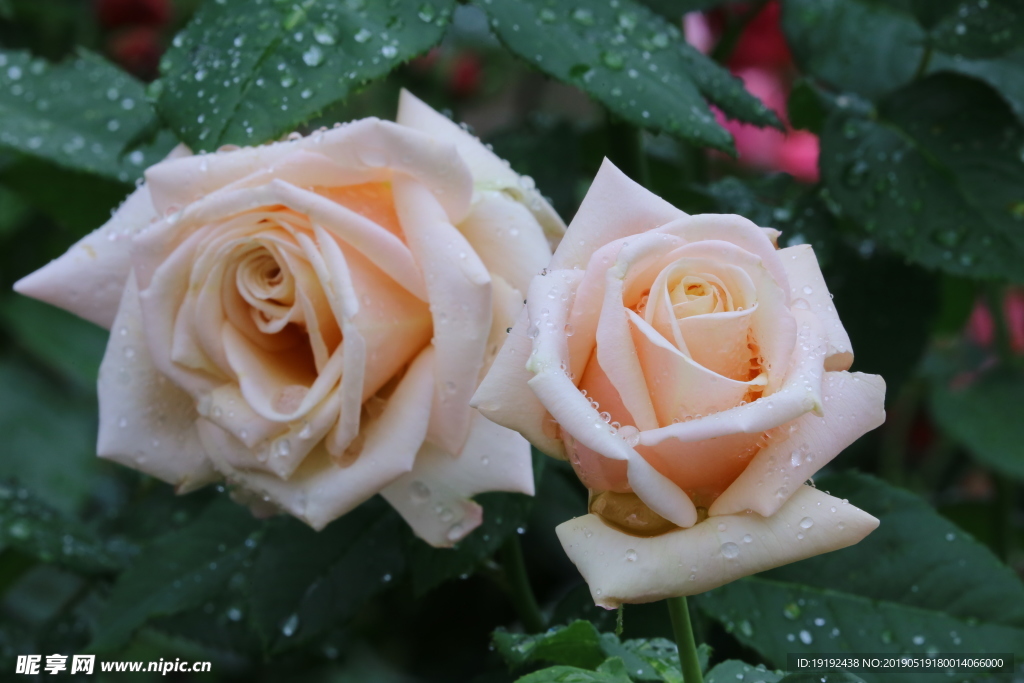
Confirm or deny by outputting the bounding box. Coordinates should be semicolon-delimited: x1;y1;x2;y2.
667;596;704;683
913;44;934;80
500;535;545;633
607;117;650;189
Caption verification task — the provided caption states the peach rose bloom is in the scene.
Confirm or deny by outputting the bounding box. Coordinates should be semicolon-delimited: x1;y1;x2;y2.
473;161;884;606
15;91;564;547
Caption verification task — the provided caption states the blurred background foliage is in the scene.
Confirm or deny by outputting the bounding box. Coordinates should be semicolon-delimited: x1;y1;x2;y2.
0;0;1022;681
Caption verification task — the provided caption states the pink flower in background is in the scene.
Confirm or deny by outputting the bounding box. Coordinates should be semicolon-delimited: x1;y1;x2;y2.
685;3;819;183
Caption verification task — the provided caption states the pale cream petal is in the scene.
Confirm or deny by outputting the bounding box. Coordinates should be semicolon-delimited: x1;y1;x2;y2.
596;276;659;431
458;190;552;296
14;184;157;329
13;144;189;329
396;89;566;247
392;176;492;455
199;347;436;530
557;485;878;607
549;160;685;272
381;411;534;547
709;371;886;517
471;307;564;458
131;180;427;301
525;269;634;462
640;309;825;448
657;213;791;300
629;310;755;427
97;272;217;491
779;244;854;372
626;454;698;528
144;118;472;225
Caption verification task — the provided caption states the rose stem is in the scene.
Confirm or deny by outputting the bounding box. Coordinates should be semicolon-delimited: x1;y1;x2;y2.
500;534;546;633
667;595;704;683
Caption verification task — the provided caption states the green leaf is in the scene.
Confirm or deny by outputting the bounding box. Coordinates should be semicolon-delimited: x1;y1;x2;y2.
820;72;1024;282
0;49;175;182
494;619;708;682
0;356;97;513
926;0;1024;60
90;496;263;651
931;49;1024;126
698;473;1024;683
0;481;122;575
781;0;924;100
480;0;780;154
495;621;607;670
706;660;783;683
0;295;107;388
247;496;404;652
517;657;634;683
156;0;455;151
929;365;1024;480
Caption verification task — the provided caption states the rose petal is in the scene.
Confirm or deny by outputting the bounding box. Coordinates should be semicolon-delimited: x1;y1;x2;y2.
626;453;698;528
549;160;685;272
145;119;473;225
629;310;758;427
396;89;566;247
199;346;437;530
658;213;791;298
458;190;552;296
132;179;427;301
525;270;633;462
392;176;492;455
640;308;825;447
14;144;190;329
596;273;659;432
98;272;217;491
471;307;564;457
779;244;854;371
709;371;886;517
557;485;878;607
381;411;534;547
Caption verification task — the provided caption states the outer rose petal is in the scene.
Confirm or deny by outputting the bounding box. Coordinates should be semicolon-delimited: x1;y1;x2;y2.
98;273;217;491
549;160;685;272
396;89;566;247
557;485;879;608
779;244;854;371
471;307;563;457
392;176;492;455
709;371;886;517
144;119;473;226
458;190;552;296
13;145;189;329
381;411;534;547
198;346;437;530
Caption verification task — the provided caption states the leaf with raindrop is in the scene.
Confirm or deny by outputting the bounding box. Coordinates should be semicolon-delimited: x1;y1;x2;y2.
0;481;124;576
697;472;1024;683
247;496;405;653
494;618;711;682
89;496;263;652
156;0;455;151
478;0;781;154
705;660;783;683
0;49;176;183
820;72;1024;282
